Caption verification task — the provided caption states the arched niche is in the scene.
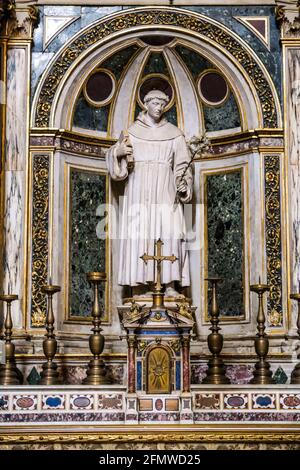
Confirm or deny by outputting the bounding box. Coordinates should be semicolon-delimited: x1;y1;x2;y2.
31;7;282;136
28;7;285;347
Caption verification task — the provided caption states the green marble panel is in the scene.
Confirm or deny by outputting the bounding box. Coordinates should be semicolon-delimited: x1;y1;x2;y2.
174;45;213;80
70;169;107;318
72;45;140;130
101;44;140;81
143;52;170;77
72;92;110;131
206;170;244;317
203;93;241;131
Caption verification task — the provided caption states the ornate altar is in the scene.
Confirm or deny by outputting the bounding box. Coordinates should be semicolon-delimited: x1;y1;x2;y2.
119;297;196;421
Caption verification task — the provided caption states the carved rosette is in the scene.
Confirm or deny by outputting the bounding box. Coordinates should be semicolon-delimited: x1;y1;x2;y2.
31;154;50;327
35;8;278;128
264;154;283;327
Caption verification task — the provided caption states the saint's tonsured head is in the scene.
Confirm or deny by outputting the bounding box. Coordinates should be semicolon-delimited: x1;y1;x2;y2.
143;89;170;105
143;89;170;122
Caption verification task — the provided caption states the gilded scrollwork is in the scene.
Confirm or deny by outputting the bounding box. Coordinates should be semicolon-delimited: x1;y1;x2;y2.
265;154;283;327
31;154;49;327
176;302;193;320
35;8;278;128
168;339;181;353
137;340;147;353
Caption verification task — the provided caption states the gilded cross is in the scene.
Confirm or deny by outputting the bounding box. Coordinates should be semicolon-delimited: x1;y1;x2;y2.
140;239;177;292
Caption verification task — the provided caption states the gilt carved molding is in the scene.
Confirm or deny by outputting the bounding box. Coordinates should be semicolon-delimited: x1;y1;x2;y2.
34;7;279;129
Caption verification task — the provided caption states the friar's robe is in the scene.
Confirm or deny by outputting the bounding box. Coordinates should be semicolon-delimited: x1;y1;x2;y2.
106;112;193;286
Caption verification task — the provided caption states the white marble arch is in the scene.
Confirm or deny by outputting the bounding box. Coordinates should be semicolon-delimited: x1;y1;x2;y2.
31;7;282;134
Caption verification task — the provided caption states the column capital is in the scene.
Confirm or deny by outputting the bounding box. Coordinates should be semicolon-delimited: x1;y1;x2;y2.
276;1;300;38
1;1;38;40
0;1;15;30
127;335;137;349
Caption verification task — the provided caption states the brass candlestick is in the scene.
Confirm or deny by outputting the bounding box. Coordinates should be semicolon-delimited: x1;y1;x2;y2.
0;293;23;385
203;277;230;384
40;284;61;385
83;272;111;385
250;280;275;384
290;290;300;384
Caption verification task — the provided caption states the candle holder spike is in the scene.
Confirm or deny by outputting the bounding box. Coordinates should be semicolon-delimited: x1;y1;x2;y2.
40;284;62;385
83;272;111;385
203;277;230;385
290;292;300;384
250;281;275;384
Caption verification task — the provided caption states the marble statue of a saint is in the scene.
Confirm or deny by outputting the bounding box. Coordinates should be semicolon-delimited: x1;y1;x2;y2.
106;90;193;287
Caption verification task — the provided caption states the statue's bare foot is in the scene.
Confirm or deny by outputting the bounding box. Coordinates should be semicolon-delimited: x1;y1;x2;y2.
133;291;154;298
164;286;185;299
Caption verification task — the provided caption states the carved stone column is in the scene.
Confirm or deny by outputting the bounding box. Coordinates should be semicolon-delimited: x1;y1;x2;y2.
278;2;300;334
0;2;38;331
127;334;137;394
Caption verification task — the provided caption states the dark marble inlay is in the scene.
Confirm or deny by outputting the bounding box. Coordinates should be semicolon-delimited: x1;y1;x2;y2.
70;169;107;318
174;44;213;80
143;52;170;77
73;93;110;131
204;93;241;131
206;170;244;317
73;44;140;131
101;44;140;81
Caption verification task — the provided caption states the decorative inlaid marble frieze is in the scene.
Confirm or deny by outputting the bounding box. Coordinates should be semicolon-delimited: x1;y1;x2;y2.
1;387;300;426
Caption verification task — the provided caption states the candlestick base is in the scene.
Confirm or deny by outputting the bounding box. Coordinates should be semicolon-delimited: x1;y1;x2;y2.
291;363;300;384
250;360;275;384
83;358;112;385
40;361;61;385
202;357;230;385
0;361;23;385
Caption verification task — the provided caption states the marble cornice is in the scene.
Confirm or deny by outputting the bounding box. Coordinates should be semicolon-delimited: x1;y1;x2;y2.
30;130;110;157
30;129;284;160
15;1;277;5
